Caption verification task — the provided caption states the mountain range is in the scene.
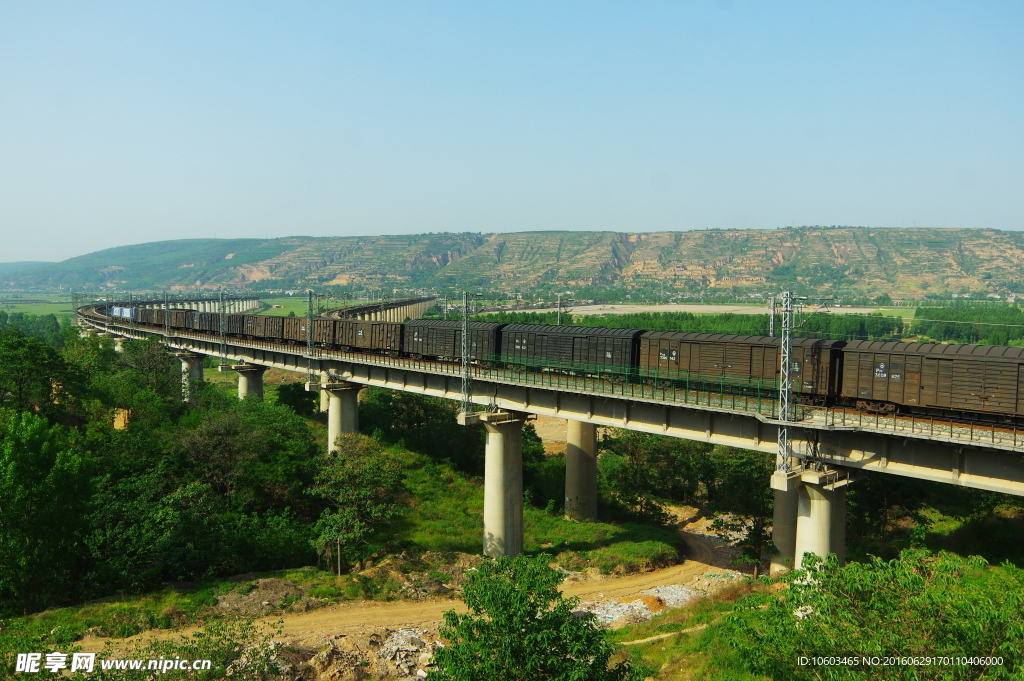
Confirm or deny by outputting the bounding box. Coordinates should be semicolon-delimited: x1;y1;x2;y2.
6;227;1024;299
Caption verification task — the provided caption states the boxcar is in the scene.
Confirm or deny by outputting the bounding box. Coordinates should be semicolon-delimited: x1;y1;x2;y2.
226;314;245;336
168;309;190;328
244;315;263;337
245;314;285;340
263;315;284;341
638;333;844;402
195;312;219;333
404;320;504;361
840;340;1024;416
311;319;335;347
282;317;307;343
499;324;642;376
335;320;404;354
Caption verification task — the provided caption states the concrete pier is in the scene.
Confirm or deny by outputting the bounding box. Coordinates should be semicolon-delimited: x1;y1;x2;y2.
772;466;851;572
235;365;266;401
794;481;834;568
175;351;205;402
770;487;799;575
481;411;525;558
565;419;598;520
325;382;361;453
319;371;330;413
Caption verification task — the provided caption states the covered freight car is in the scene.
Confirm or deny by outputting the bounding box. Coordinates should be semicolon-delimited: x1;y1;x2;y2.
404;320;504;362
282;317;307;344
335;320;404;355
840;340;1024;416
243;314;285;340
499;324;642;379
638;333;844;402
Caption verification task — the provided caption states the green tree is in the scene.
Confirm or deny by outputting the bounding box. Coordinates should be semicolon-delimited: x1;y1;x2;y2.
167;399;318;511
118;335;179;394
704;446;776;567
0;412;92;614
716;550;1024;680
0;329;76;417
308;434;404;574
276;380;316;416
431;554;637;681
359;388;486;475
598;429;711;522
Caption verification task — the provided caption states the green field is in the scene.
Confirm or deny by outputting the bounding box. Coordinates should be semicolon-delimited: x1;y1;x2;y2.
0;292;76;316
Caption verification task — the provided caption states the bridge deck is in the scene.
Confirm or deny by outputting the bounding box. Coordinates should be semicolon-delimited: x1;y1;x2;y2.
81;315;1024;455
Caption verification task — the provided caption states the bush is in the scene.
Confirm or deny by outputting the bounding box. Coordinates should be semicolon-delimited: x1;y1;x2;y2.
431;554;638;680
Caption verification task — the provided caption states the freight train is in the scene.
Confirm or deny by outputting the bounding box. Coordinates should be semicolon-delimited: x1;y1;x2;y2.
88;305;1024;424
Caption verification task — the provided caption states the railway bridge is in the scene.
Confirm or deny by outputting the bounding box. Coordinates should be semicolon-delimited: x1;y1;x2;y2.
77;297;1024;573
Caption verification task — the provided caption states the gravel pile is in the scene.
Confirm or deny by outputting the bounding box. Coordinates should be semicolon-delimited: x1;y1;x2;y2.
573;598;653;624
573;571;747;628
641;585;699;608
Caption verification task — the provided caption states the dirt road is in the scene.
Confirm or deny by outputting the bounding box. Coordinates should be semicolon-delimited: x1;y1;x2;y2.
77;531;732;653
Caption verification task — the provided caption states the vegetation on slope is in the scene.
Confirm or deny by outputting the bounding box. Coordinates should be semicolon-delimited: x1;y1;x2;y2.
13;227;1024;299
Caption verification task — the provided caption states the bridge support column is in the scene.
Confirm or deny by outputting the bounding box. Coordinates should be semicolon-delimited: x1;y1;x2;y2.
770;488;798;575
319;371;329;412
565;420;597;520
325;382;360;453
481;411;525;558
236;365;266;401
773;466;852;571
794;481;834;568
175;352;205;402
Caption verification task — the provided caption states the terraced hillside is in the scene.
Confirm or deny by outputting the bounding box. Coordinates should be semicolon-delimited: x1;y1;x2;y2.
8;227;1024;298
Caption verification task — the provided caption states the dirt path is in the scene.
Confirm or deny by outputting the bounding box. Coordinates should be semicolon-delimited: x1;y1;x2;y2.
77;532;732;653
271;531;727;644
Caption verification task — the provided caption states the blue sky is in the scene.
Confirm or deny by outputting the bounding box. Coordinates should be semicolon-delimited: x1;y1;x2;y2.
1;1;1022;261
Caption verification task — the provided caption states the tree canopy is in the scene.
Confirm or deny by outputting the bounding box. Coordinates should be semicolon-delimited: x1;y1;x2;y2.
431;554;637;681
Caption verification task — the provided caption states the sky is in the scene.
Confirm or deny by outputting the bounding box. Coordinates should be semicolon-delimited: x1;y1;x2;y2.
1;1;1022;262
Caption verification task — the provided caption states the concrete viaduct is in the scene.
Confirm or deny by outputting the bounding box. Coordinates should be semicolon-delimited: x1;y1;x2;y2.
78;297;1024;574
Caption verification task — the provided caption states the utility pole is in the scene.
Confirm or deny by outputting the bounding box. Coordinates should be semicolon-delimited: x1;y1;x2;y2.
777;291;794;475
218;289;227;367
557;293;563;325
306;289;316;384
769;296;776;336
457;291;478;425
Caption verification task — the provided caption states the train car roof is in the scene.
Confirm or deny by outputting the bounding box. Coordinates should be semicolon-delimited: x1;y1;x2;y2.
501;324;644;338
844;339;1024;358
405;319;507;330
640;331;844;348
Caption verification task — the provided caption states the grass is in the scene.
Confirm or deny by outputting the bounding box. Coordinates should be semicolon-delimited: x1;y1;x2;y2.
1;565;410;653
0;292;76;316
846;499;1024;568
607;580;764;681
393;447;681;573
2;439;679;653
